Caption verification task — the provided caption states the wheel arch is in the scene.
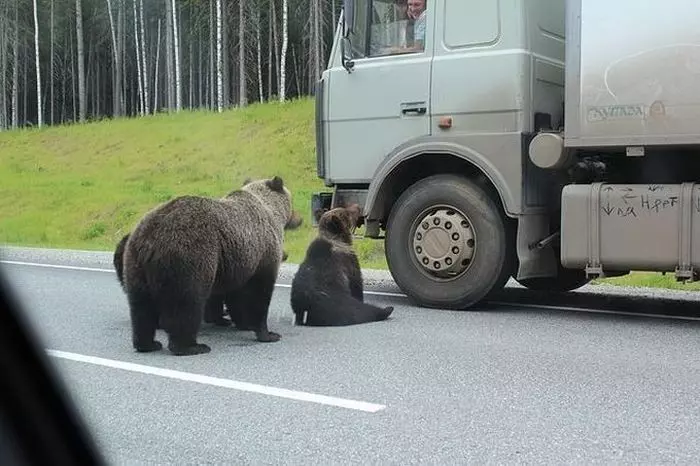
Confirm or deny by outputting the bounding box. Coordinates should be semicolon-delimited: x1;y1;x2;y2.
363;141;517;233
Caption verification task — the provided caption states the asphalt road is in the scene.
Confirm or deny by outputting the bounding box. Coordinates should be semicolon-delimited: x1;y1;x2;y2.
2;246;700;465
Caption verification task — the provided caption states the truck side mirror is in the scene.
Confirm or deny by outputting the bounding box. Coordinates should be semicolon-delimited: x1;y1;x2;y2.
341;36;355;73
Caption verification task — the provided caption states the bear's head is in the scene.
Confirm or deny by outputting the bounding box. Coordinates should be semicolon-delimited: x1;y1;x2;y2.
313;204;365;228
317;204;363;245
241;176;304;231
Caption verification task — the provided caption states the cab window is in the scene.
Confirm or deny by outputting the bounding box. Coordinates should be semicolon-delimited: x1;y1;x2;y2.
347;0;427;58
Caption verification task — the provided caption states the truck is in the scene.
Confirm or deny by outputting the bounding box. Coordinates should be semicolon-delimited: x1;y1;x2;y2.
311;0;700;310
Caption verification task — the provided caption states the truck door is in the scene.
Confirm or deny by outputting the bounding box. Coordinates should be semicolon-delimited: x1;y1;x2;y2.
325;0;433;183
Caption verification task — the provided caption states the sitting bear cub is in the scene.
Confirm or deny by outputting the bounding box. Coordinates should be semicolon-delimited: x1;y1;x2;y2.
290;204;394;326
120;176;302;356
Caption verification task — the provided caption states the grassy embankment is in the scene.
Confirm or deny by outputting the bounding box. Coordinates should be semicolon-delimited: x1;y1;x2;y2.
1;96;697;291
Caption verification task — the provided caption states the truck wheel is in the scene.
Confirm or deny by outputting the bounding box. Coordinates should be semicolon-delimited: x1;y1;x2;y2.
384;174;512;310
515;266;590;292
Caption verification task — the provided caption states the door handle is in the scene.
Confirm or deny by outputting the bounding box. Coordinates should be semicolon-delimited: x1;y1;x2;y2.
401;102;427;116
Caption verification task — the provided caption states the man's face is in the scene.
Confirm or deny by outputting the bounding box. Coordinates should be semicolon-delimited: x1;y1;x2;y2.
407;0;425;19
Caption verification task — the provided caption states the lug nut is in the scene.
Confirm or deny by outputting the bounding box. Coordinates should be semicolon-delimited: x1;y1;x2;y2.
452;233;459;241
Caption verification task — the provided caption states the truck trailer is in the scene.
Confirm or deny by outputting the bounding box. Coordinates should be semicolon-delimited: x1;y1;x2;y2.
312;0;700;310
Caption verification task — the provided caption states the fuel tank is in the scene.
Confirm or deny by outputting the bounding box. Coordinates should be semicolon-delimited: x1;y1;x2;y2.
560;183;700;278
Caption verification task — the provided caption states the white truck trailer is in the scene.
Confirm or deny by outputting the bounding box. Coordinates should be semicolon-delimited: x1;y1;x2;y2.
312;0;700;309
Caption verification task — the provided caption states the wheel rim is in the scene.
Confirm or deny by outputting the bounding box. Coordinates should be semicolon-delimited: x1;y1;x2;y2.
409;205;476;281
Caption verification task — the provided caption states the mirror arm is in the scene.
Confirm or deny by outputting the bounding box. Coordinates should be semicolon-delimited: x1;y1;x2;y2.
340;3;355;73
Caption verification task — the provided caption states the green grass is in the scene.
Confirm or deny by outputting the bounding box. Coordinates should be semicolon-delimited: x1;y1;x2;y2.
590;272;700;291
0;97;387;269
0;96;696;291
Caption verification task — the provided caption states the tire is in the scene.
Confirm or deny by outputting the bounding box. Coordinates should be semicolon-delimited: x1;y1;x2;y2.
384;173;513;310
515;266;590;292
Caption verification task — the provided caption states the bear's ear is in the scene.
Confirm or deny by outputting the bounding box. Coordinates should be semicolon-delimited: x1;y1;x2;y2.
321;213;346;237
343;203;364;228
266;176;285;193
313;207;328;223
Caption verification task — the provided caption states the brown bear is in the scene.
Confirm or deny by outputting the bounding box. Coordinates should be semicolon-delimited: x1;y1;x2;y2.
113;232;289;328
120;176;303;356
290;204;394;326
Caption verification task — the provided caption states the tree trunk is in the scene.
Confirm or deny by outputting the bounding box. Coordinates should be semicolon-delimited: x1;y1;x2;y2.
12;0;18;128
96;57;101;116
198;34;203;108
238;0;246;107
60;26;67;122
33;0;43;127
315;0;322;82
105;0;120;117
85;43;93;118
50;0;55;125
267;0;273;99
222;1;228;106
0;2;6;129
171;0;181;111
279;0;287;102
216;0;223;112
271;0;280;98
189;30;194;109
132;0;143;115
23;54;28;124
292;44;300;97
139;0;149;114
319;0;325;72
119;0;125;115
153;18;161;114
76;0;87;122
209;0;214;109
165;0;174;110
256;4;263;103
70;21;76;122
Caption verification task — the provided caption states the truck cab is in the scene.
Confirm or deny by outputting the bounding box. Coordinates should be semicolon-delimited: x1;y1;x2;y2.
313;0;700;310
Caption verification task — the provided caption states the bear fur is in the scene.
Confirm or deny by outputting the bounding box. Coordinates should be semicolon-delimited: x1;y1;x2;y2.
290;204;394;326
120;176;303;356
114;232;231;327
113;233;129;290
113;232;289;328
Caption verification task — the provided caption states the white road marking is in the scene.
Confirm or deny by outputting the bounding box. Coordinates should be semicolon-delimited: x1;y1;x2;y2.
1;260;114;273
47;349;386;413
0;259;408;297
3;259;699;321
491;301;700;322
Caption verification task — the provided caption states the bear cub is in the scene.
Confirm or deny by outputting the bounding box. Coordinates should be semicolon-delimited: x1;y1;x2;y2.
120;176;302;356
290;204;394;326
